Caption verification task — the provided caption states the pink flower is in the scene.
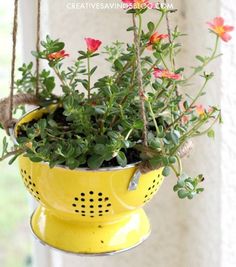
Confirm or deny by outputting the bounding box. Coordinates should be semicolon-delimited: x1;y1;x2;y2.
47;50;69;60
181;115;189;124
85;38;102;53
122;0;155;9
153;68;181;80
207;16;234;42
195;105;205;116
147;32;169;50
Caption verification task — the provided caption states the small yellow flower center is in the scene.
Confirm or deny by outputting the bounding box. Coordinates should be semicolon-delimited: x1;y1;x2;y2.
215;26;225;35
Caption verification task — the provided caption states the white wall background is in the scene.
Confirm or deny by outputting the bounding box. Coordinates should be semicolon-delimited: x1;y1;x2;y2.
19;0;236;266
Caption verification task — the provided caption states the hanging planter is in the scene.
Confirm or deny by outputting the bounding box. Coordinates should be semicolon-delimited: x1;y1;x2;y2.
0;0;234;255
11;106;164;254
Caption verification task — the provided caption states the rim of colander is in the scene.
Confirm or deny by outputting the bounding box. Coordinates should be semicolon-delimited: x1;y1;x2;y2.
10;106;141;172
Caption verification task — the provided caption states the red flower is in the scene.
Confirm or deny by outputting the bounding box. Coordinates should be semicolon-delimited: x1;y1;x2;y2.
147;32;169;50
153;68;181;80
47;50;69;60
207;17;234;42
122;0;155;9
85;38;102;53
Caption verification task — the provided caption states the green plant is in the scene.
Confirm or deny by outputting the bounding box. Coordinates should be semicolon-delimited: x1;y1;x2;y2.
0;2;234;199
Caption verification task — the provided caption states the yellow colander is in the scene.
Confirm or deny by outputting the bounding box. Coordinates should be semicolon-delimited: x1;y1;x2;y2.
13;107;164;255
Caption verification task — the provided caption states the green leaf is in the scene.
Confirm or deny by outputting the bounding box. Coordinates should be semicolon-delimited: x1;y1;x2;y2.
178;189;188;199
31;51;41;58
133;120;144;129
114;59;123;71
196;55;205;63
162;166;171;177
87;155;104;169
173;184;179;192
38;119;47;133
94;144;106;155
207;129;215;139
90;66;98;76
116;151;127;167
169;156;176;164
147;22;155;32
29;156;43;163
66;158;78;170
127;26;135;32
170;131;179;145
8;153;21;165
177;178;185;187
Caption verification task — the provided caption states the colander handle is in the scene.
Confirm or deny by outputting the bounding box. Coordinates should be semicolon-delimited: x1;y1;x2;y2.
128;169;142;191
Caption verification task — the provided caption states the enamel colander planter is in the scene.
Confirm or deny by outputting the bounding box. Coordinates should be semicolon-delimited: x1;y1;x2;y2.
13;107;165;255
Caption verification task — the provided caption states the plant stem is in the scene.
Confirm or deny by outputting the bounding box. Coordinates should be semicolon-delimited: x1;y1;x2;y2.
125;129;133;140
170;164;179;177
69;64;80;86
0;149;22;161
147;101;159;135
186;36;219;81
192;111;221;137
52;66;69;89
166;78;208;130
176;155;182;175
160;53;169;69
154;12;165;32
87;56;91;99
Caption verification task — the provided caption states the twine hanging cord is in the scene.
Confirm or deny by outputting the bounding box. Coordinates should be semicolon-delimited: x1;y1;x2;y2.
35;0;41;96
9;0;19;123
0;0;41;133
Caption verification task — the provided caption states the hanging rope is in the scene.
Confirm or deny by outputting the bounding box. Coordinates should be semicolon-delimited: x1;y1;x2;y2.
35;0;41;96
132;14;148;147
9;0;19;122
0;0;41;133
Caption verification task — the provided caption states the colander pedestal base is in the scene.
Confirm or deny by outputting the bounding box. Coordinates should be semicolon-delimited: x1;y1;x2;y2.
30;206;151;255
